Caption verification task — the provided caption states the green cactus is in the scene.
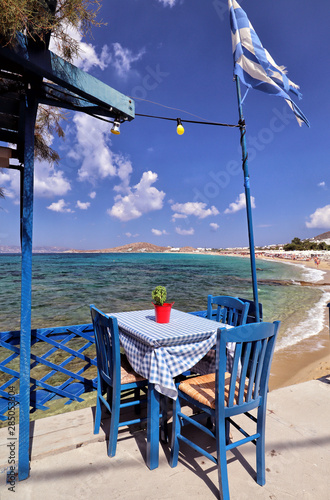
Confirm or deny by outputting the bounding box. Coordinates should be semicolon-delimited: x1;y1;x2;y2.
152;286;167;306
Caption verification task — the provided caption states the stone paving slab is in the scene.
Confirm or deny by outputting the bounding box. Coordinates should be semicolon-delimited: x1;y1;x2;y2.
0;377;329;499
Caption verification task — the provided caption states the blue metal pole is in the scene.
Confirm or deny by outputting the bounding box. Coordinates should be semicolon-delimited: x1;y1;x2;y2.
235;77;260;322
18;86;38;480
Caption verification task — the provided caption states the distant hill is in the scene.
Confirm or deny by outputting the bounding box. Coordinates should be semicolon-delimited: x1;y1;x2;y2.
72;242;169;253
177;246;197;253
309;231;330;245
0;242;204;254
311;231;330;242
0;245;71;254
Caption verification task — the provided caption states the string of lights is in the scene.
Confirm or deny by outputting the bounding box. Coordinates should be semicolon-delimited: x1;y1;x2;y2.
42;82;240;135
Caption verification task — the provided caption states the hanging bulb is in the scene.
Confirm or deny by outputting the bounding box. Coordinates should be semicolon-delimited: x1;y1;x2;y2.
111;119;121;135
176;118;184;135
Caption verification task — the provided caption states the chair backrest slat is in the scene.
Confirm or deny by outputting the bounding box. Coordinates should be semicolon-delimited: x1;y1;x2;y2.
253;337;268;398
228;343;242;406
220;307;228;323
246;340;261;402
238;342;252;405
227;308;234;325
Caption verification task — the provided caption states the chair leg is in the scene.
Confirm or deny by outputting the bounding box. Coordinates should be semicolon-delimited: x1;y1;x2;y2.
160;395;168;443
108;390;120;457
216;417;230;500
170;396;181;468
256;408;266;486
94;388;102;435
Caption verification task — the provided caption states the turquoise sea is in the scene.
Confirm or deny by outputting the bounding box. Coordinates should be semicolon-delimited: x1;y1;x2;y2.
1;252;329;352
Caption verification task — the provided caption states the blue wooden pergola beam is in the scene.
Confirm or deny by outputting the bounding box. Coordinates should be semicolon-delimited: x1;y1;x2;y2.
38;82;117;117
0;33;135;121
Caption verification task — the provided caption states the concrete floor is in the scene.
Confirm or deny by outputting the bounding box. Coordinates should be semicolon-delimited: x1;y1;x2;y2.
0;376;329;500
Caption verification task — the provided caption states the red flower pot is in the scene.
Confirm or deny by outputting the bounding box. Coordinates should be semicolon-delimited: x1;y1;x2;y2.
153;302;174;323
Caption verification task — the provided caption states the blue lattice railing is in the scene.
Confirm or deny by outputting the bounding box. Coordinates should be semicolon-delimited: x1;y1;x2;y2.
0;299;264;422
0;323;97;421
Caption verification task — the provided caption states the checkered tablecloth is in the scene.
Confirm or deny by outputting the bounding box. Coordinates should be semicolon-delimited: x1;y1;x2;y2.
110;308;231;399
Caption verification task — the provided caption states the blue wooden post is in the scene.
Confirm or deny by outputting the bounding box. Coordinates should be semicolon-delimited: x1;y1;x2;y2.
18;86;38;480
0;23;135;482
235;77;260;322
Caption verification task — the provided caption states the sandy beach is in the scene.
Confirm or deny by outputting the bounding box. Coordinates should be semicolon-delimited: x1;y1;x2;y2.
253;253;330;391
177;249;330;391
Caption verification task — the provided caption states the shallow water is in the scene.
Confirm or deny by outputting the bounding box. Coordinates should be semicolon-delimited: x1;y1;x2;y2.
0;252;326;351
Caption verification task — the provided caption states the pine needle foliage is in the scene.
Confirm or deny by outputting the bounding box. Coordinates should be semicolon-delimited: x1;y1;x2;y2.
0;0;103;61
0;1;104;166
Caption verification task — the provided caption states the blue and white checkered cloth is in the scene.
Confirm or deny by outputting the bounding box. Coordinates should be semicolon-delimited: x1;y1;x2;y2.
110;309;231;399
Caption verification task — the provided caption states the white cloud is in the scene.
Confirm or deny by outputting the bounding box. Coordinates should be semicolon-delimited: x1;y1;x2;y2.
306;205;330;229
224;193;256;214
175;227;194;236
171;213;187;221
125;232;139;238
47;199;74;213
210;223;219;231
76;200;90;210
171;201;219;219
34;162;71;197
158;0;178;7
111;42;145;77
152;228;168;236
0;169;17;199
113;156;134;193
0;161;71;199
58;31;143;79
318;181;326;189
69;114;133;189
108;171;165;222
89;191;96;199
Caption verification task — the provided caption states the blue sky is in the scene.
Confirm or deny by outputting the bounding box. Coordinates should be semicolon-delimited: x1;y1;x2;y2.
1;0;330;250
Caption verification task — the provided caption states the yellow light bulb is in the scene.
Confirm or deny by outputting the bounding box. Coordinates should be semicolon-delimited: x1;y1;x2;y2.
177;123;185;135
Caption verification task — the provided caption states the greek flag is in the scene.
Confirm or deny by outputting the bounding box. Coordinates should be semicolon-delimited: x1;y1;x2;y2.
228;0;309;127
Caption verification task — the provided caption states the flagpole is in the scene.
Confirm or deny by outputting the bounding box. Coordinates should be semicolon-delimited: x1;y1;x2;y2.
235;76;260;322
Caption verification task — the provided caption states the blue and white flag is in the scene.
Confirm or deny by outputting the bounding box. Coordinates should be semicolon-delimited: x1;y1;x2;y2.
228;0;309;127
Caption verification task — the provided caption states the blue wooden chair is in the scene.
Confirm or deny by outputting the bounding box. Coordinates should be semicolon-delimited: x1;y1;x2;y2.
191;296;249;377
90;305;149;457
207;295;250;325
189;296;262;324
238;297;263;323
170;321;280;500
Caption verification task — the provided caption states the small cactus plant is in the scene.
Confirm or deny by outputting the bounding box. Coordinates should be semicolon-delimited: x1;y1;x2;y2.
152;286;167;306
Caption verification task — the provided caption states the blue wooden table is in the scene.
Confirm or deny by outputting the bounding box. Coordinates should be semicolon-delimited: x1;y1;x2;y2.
110;308;231;469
